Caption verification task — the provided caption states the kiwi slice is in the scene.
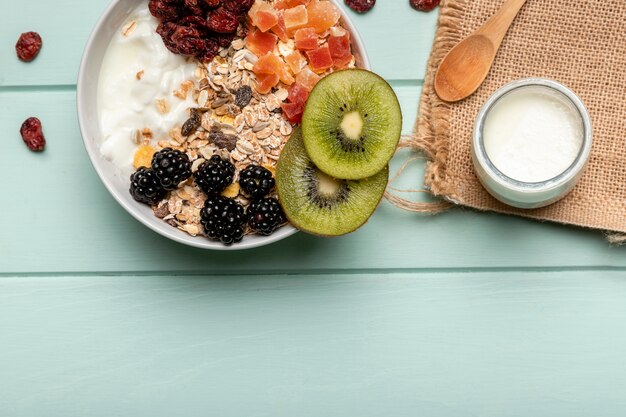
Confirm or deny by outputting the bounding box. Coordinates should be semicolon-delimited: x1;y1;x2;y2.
277;127;388;237
302;69;402;180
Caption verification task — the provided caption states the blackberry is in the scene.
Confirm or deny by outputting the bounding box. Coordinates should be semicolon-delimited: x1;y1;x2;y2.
194;155;235;195
239;165;276;199
130;167;167;205
247;197;286;236
200;196;245;245
151;148;192;190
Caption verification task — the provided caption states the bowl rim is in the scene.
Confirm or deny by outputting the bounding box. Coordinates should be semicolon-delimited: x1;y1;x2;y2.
77;0;371;250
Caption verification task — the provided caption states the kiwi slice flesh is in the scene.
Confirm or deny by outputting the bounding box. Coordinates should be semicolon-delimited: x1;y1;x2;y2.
302;69;402;180
277;127;388;237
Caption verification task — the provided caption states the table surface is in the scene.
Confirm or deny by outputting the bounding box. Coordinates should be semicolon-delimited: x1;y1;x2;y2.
1;1;626;416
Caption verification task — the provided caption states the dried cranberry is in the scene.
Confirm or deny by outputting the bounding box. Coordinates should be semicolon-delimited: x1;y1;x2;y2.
171;26;207;55
409;0;441;12
15;32;43;62
203;0;220;7
183;0;205;15
206;7;239;34
179;15;210;32
20;117;46;152
222;0;254;13
344;0;376;13
149;0;181;21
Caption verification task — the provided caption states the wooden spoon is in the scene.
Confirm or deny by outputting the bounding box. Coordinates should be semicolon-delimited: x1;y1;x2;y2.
434;0;528;102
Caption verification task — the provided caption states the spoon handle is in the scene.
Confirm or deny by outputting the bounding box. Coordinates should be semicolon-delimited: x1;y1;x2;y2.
476;0;528;48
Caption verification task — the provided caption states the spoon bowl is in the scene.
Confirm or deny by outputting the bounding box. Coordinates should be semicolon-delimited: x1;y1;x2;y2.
435;34;495;102
434;0;528;102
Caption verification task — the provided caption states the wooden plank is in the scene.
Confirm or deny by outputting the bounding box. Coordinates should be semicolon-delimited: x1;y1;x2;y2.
0;0;436;87
1;88;626;274
1;271;626;417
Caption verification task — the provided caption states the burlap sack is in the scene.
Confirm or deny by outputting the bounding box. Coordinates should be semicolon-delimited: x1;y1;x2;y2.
410;0;626;241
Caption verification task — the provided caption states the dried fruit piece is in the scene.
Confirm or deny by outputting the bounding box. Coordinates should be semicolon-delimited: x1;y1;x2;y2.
271;14;290;42
15;32;43;62
181;108;201;136
206;7;239;33
280;100;306;124
209;128;239;151
20;117;46;152
328;31;351;61
344;0;376;13
234;85;253;108
245;29;278;57
294;28;318;50
149;0;254;63
283;5;308;30
255;7;280;32
307;1;341;33
256;73;281;94
409;0;441;12
134;145;156;169
221;182;241;198
295;66;322;91
253;53;294;85
285;50;307;74
306;45;334;72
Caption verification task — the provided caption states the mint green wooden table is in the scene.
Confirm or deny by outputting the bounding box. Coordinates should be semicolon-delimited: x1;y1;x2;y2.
2;2;626;416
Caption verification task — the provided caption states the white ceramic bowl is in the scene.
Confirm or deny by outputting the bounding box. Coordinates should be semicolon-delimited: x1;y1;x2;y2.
77;0;371;250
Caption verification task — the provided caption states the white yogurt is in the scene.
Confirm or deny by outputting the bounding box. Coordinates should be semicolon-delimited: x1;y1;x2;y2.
97;2;196;173
482;87;584;183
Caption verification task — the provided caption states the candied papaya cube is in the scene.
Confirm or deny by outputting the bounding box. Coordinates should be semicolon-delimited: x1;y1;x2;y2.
287;83;310;104
272;13;290;42
332;54;353;69
307;0;340;33
294;28;318;50
306;45;333;72
295;66;322;91
328;32;352;60
253;53;284;74
253;53;295;85
284;5;308;30
285;50;307;74
256;73;280;94
246;29;278;57
275;0;309;10
281;100;306;124
255;7;279;32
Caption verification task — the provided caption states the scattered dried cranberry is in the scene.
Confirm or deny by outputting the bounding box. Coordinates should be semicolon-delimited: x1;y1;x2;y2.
344;0;376;13
410;0;441;12
15;32;43;62
20;117;46;152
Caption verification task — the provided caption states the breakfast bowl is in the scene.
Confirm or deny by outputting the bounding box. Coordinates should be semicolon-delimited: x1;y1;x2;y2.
78;0;371;250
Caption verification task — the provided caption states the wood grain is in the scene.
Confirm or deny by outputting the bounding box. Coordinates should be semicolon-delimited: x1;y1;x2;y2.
2;272;626;417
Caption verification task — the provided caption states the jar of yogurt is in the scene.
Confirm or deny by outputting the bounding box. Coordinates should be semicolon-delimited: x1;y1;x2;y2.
472;78;593;209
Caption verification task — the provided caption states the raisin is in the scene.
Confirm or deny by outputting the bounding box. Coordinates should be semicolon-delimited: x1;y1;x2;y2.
344;0;376;13
209;128;238;151
181;109;201;136
409;0;441;12
20;117;46;152
15;32;43;62
206;7;239;34
203;0;220;7
234;86;253;108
